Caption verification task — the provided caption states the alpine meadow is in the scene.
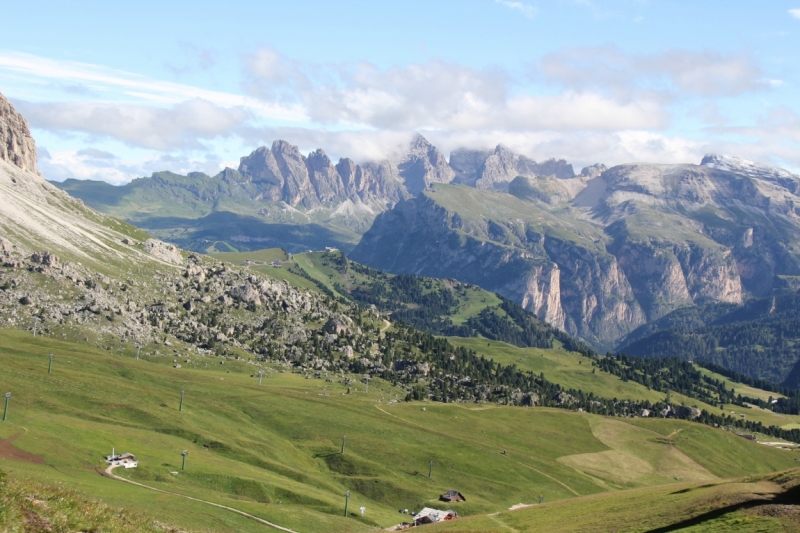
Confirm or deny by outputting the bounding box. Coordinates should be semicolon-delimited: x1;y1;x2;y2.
4;2;800;532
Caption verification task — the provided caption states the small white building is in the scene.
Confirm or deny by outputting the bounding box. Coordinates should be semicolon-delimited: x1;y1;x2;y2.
413;507;458;525
105;451;138;469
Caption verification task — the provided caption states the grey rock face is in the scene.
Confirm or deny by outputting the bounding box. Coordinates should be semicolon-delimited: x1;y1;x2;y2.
0;92;37;174
271;140;318;208
234;137;439;208
238;146;283;187
307;149;348;203
450;148;492;187
357;160;407;204
395;134;455;195
351;192;644;350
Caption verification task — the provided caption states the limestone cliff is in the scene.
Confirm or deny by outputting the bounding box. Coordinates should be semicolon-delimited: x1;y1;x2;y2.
353;149;800;351
351;186;645;350
0;93;37;174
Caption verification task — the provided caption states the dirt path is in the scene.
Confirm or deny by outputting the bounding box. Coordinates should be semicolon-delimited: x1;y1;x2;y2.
487;513;519;532
514;461;580;496
0;433;45;464
666;428;684;441
103;465;298;533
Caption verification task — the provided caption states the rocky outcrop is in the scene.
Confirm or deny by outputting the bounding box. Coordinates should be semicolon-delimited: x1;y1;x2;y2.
145;239;183;265
307;149;348;204
511;263;565;329
449;148;492;187
0;93;37;174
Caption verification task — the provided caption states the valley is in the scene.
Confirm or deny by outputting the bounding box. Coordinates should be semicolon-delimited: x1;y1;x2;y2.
3;330;800;532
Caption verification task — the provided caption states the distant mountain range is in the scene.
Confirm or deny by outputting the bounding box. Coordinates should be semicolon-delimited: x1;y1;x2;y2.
51;116;800;376
54;135;588;253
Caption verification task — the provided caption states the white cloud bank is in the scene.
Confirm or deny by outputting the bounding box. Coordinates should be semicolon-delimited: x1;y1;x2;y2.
16;98;250;151
1;46;797;182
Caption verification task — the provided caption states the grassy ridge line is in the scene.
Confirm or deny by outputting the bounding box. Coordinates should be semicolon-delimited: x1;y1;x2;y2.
2;329;798;532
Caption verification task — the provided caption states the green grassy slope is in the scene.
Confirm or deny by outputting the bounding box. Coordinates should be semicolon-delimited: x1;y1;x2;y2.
2;329;798;532
53;177;366;254
427;469;800;532
454;338;800;434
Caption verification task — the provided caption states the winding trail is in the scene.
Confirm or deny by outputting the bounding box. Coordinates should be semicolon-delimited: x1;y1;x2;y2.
514;461;580;496
102;465;298;533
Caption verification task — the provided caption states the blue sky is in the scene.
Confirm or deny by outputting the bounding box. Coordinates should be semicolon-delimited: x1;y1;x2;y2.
1;0;800;183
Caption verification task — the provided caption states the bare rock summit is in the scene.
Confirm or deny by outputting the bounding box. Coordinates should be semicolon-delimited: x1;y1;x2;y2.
0;92;38;174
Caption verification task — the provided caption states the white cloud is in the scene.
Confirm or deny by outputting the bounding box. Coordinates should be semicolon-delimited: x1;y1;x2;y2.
539;46;768;98
76;148;116;159
789;8;800;19
494;0;538;19
243;50;665;132
0;51;305;121
5;48;798;185
15;98;251;151
40;148;230;185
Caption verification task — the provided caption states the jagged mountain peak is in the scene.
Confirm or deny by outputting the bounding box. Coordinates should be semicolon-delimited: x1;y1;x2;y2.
408;132;435;152
0;92;38;174
396;133;455;195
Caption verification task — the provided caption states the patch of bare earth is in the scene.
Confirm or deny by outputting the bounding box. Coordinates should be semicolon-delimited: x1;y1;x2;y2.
0;433;45;464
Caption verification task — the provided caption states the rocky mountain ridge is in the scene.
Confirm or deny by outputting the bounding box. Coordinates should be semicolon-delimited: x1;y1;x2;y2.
54;134;589;253
352;154;800;352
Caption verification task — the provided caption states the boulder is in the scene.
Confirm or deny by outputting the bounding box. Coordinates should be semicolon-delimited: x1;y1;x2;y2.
145;239;183;265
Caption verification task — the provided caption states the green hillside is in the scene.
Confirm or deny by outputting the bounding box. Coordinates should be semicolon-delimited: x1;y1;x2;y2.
451;338;800;434
53;177;364;254
212;249;591;352
2;329;800;532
